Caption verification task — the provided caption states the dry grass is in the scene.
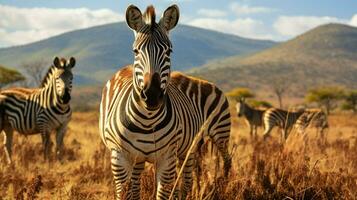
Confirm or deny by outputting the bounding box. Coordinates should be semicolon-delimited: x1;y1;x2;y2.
1;110;357;199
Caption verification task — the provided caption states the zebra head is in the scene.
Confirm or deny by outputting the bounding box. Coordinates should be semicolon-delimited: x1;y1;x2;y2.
236;98;246;117
126;5;179;110
53;57;75;104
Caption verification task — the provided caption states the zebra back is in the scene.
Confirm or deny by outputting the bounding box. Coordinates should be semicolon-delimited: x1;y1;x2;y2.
295;108;328;134
264;108;304;130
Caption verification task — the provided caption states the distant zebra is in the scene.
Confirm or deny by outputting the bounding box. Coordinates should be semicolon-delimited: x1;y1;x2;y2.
263;108;304;141
236;98;266;138
294;109;329;138
99;5;231;200
0;57;75;164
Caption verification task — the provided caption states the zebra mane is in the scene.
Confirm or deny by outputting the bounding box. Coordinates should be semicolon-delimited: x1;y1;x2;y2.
40;65;57;88
144;5;156;26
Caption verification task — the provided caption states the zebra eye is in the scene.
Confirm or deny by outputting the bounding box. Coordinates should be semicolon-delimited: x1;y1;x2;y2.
133;49;139;55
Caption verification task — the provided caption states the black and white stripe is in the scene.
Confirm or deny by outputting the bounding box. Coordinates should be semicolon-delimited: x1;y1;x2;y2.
294;109;329;138
99;5;231;200
263;108;304;141
236;98;265;138
0;57;75;164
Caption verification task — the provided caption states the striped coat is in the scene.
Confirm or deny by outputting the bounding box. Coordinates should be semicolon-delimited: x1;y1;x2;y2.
99;4;231;200
100;66;231;199
0;57;75;163
295;109;329;137
263;108;304;141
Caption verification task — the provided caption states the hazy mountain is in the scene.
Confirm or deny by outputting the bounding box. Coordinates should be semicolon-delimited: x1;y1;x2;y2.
0;22;276;85
191;23;357;94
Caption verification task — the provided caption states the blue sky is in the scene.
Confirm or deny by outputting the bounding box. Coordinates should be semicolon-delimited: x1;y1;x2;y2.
0;0;356;47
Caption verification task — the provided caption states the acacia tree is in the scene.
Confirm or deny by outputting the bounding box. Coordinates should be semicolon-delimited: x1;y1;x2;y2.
341;90;357;113
0;65;25;89
271;78;290;108
21;59;48;87
226;87;255;100
305;86;345;115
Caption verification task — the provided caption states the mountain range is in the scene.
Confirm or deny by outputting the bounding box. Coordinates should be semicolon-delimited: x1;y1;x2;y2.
190;23;357;94
0;22;275;85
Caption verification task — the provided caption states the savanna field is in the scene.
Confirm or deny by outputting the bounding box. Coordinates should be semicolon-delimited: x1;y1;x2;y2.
1;105;357;200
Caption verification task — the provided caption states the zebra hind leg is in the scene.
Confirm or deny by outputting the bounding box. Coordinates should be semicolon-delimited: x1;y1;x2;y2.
263;125;274;141
3;128;13;164
180;153;195;199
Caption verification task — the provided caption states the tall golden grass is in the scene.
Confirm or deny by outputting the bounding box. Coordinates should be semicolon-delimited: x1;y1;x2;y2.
1;110;357;199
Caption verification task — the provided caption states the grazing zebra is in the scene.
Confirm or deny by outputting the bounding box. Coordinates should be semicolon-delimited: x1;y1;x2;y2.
236;98;265;138
263;108;304;141
294;109;329;138
99;5;231;200
0;57;75;164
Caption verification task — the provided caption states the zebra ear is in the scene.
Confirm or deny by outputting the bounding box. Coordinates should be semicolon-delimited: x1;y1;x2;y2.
53;57;61;68
68;57;76;68
159;4;179;32
126;5;144;32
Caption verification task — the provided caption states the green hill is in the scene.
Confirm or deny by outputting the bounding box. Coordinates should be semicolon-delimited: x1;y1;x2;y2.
190;23;357;94
0;22;275;85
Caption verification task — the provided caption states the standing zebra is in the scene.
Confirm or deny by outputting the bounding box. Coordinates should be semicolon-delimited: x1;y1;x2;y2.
0;57;75;164
99;5;231;200
236;98;266;139
294;108;329;138
263;108;304;141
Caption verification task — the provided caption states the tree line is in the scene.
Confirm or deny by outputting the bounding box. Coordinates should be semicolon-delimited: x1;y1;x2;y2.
227;86;357;115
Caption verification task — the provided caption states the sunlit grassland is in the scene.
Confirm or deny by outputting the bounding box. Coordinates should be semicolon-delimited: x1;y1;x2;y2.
1;107;357;199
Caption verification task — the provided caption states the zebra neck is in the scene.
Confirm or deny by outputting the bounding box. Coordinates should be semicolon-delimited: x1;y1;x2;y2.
244;105;255;118
41;80;69;110
125;90;169;129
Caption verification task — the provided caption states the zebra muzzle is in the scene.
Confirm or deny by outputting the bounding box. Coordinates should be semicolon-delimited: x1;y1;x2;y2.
61;88;71;104
141;73;164;109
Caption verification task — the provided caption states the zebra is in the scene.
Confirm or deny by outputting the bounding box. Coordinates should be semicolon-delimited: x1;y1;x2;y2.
0;57;75;164
99;5;231;200
294;108;329;138
236;98;266;139
263;108;304;141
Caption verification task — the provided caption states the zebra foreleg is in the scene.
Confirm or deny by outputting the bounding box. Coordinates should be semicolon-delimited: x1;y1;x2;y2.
249;124;254;140
41;131;51;161
3;128;13;164
55;123;68;160
156;153;177;200
131;161;145;200
111;149;133;200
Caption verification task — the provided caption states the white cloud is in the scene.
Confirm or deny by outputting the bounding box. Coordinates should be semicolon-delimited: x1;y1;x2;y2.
273;16;346;37
230;2;274;15
349;14;357;26
187;17;275;40
197;9;227;18
0;4;123;47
